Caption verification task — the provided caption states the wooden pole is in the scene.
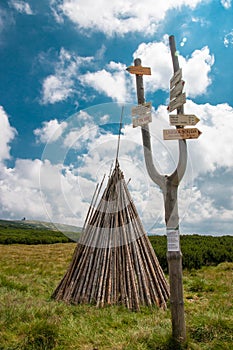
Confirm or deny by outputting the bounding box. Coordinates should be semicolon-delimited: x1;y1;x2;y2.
133;35;187;343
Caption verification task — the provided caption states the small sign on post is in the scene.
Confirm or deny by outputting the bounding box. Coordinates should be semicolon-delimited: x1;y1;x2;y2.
167;229;180;252
132;114;152;128
131;102;152;116
131;102;152;128
126;65;151;75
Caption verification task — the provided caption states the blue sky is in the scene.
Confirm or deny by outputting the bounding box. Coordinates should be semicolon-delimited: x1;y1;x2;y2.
0;0;233;235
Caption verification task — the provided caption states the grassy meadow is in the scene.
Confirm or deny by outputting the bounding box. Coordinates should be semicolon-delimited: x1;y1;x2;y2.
0;243;232;350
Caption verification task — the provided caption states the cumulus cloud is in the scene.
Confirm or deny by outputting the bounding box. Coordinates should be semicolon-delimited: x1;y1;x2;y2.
80;62;131;102
51;0;203;35
9;0;33;15
0;106;17;162
224;30;233;47
34;119;68;143
41;48;93;104
133;38;214;97
185;100;233;174
221;0;232;9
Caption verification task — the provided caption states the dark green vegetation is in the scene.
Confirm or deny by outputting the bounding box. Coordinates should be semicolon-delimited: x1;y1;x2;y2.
0;220;81;244
149;235;233;271
0;244;232;350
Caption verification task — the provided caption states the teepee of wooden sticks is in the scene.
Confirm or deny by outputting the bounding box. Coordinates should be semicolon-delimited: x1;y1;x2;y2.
52;109;169;310
52;160;169;310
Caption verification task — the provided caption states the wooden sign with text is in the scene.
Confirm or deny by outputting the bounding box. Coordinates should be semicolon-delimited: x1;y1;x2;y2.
169;114;200;126
163;128;202;140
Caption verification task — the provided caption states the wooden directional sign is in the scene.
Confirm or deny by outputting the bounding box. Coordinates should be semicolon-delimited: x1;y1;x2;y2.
170;68;182;89
163;128;202;140
169;114;200;126
133;114;152;128
131;102;152;116
168;92;186;112
126;65;151;75
170;80;184;100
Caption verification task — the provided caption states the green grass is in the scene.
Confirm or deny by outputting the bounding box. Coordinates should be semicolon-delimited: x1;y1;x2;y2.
0;243;232;349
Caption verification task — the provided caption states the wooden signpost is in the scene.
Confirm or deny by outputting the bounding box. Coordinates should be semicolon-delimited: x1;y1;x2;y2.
169;114;200;126
127;34;203;345
126;35;204;345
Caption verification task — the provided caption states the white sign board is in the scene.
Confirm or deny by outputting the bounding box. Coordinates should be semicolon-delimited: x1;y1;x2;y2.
131;102;152;116
167;229;180;252
132;113;152;128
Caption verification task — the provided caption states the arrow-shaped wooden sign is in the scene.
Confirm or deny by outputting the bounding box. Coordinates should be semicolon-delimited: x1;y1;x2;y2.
168;92;186;112
169;114;200;126
126;65;151;75
170;80;185;100
170;68;182;89
163;128;202;140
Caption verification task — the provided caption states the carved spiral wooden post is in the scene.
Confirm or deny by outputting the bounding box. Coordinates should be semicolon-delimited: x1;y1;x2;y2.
133;35;187;343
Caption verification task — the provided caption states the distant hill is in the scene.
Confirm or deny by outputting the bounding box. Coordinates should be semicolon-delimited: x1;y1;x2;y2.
0;219;82;244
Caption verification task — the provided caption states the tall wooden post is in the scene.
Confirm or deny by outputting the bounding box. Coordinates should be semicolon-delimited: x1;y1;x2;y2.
132;35;187;343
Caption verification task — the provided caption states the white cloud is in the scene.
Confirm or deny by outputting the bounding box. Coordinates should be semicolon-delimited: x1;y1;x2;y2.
41;48;93;104
1;100;233;234
9;1;33;15
133;40;172;92
133;39;214;97
185;100;233;174
0;106;17;162
34;119;68;144
51;0;203;35
63;123;99;150
80;62;131;103
224;30;233;47
221;0;231;9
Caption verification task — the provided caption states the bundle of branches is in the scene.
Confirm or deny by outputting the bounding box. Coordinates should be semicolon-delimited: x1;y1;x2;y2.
52;161;169;310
